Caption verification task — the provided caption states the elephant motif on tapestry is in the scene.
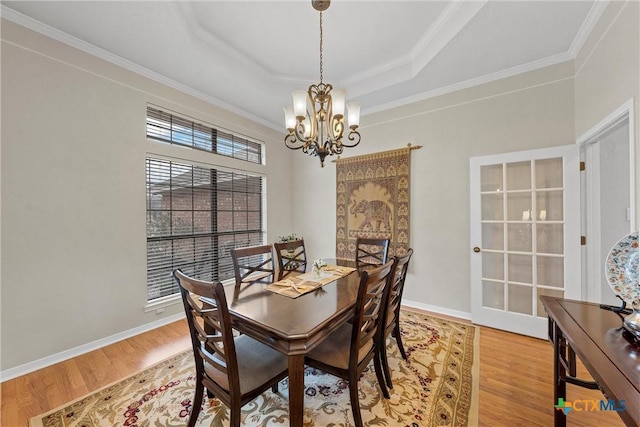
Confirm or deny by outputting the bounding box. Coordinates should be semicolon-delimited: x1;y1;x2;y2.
349;199;392;232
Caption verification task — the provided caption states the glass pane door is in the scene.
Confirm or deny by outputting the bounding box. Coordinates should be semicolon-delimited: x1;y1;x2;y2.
470;145;580;338
480;158;566;319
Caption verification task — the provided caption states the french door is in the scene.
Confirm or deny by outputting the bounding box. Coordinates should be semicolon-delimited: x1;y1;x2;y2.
470;145;581;338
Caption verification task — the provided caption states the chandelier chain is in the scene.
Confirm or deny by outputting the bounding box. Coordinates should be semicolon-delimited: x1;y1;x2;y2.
319;11;323;83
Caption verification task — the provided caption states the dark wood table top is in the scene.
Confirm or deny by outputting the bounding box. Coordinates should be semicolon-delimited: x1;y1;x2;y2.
222;258;361;354
541;296;640;426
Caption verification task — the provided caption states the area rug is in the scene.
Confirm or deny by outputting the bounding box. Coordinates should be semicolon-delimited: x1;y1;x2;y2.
30;310;478;427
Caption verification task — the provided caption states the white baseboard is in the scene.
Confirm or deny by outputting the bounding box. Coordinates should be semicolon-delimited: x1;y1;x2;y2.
2;300;471;382
402;298;472;321
0;313;185;383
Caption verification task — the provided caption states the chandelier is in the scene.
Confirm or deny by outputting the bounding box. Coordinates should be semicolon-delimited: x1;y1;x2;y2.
283;0;361;167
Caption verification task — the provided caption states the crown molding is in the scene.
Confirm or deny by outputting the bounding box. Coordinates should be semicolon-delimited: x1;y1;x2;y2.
568;0;609;58
362;51;574;117
341;0;487;98
409;0;487;77
179;1;487;94
1;1;609;131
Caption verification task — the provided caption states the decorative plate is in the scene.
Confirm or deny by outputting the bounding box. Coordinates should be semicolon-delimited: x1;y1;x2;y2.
605;231;639;305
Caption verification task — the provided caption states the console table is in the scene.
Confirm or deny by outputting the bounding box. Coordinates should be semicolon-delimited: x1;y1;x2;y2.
540;296;639;427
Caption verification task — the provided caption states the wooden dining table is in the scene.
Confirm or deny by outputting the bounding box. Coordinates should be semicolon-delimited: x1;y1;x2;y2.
221;258;362;427
540;296;640;427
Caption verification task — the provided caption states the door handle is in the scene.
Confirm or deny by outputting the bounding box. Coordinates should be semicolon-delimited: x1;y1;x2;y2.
473;247;481;253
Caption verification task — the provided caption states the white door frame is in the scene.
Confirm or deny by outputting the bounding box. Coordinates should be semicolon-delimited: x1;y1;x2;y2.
576;98;636;302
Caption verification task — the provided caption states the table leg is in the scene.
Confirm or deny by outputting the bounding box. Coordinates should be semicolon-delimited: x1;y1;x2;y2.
553;321;567;427
288;354;305;427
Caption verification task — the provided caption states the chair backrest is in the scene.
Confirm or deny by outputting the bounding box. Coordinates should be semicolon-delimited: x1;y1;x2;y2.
173;269;240;401
384;248;414;330
350;259;396;368
273;239;307;279
355;237;390;269
231;244;274;289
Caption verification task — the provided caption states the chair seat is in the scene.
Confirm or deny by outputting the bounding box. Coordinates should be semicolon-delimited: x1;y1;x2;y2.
205;335;287;394
306;323;373;370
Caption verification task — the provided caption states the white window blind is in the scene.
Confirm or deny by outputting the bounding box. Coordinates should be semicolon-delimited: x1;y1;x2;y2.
146;106;263;164
146;157;265;302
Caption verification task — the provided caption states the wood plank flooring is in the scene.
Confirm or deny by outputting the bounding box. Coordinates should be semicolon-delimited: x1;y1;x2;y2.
477;324;624;427
1;310;626;426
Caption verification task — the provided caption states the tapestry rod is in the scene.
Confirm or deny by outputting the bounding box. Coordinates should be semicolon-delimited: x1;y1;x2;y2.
331;143;422;163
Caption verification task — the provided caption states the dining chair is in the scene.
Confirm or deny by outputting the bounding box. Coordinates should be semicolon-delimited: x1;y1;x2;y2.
231;244;274;290
378;248;414;389
173;269;288;427
304;259;396;427
274;239;307;279
355;237;390;270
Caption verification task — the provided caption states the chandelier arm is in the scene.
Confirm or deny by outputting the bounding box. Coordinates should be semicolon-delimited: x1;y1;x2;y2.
306;90;319;141
325;92;337;140
288;118;318;154
284;133;307;150
292;122;315;152
330;116;345;141
330;141;344;155
293;121;306;141
340;129;361;148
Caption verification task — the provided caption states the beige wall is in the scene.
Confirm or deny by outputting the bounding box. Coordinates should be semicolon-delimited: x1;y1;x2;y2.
1;20;294;372
2;0;638;376
575;0;640;223
292;62;576;315
294;0;640;318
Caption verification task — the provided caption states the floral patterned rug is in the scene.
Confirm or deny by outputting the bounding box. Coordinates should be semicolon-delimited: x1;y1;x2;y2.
30;310;478;427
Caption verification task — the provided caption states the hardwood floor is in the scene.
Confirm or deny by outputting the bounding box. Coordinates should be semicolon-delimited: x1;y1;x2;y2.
477;325;624;427
1;312;626;426
1;320;192;426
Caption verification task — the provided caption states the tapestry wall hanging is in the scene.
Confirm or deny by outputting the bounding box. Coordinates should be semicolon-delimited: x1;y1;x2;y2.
336;147;411;260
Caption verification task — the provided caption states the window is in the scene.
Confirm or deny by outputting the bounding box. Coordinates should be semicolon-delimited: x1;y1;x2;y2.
146;105;263;164
146;157;265;302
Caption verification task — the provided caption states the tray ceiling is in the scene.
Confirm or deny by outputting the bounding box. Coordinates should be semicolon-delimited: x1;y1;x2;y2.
2;1;602;130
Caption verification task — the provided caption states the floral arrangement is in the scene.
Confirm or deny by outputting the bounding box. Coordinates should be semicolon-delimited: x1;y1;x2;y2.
279;233;299;242
313;259;327;271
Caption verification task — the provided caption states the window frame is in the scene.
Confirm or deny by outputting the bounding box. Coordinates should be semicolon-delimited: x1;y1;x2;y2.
144;106;267;310
146;105;264;164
